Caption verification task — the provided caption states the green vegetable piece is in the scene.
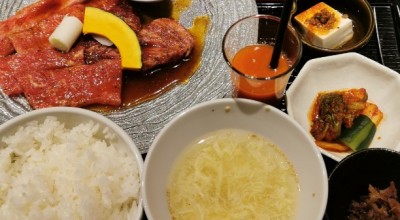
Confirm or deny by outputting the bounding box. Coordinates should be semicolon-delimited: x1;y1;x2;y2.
338;115;376;151
358;124;376;149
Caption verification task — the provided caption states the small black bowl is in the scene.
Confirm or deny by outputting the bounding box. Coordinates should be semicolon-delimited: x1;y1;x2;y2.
291;0;375;54
326;148;400;219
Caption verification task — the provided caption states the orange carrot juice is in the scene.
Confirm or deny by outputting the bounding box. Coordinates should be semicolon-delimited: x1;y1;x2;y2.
231;44;291;106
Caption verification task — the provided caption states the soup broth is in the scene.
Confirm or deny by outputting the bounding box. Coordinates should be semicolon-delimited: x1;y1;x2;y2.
167;129;299;220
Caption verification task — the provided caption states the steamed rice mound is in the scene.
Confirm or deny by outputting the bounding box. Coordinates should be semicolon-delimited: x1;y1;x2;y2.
0;116;140;220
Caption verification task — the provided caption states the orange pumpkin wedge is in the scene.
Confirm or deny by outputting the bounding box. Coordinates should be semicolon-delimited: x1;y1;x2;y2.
83;7;142;70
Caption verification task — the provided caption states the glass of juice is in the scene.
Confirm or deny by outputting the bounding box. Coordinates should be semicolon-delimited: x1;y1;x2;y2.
222;14;302;107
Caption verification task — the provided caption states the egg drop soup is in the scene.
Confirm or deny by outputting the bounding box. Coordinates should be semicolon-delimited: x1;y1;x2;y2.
167;129;299;219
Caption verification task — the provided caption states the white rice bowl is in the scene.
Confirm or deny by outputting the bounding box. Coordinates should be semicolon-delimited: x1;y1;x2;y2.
0;107;143;220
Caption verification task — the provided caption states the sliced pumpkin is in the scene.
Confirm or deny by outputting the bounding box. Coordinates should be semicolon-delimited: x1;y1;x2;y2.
82;7;142;70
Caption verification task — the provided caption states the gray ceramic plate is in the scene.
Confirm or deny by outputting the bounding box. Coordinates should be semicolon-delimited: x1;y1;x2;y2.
0;0;257;153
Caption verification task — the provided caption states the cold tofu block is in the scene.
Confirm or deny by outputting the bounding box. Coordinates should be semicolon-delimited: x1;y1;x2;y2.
294;2;353;49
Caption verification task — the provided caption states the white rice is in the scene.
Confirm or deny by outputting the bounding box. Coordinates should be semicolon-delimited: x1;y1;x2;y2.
0;116;140;220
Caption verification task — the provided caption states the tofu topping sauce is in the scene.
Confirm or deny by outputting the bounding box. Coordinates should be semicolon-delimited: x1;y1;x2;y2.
306;8;336;30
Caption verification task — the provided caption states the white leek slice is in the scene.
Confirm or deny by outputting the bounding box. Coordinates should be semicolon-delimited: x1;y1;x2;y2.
92;34;114;46
49;16;83;52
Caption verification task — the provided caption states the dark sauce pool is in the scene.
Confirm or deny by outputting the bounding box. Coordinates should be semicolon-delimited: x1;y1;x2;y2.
89;0;209;112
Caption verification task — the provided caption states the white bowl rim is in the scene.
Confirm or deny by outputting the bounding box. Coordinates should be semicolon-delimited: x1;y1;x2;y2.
142;98;328;220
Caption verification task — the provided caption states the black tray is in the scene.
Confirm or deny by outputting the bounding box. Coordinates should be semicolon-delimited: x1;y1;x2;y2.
257;0;400;175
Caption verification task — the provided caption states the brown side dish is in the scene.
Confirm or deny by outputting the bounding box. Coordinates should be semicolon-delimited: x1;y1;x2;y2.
348;181;400;219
